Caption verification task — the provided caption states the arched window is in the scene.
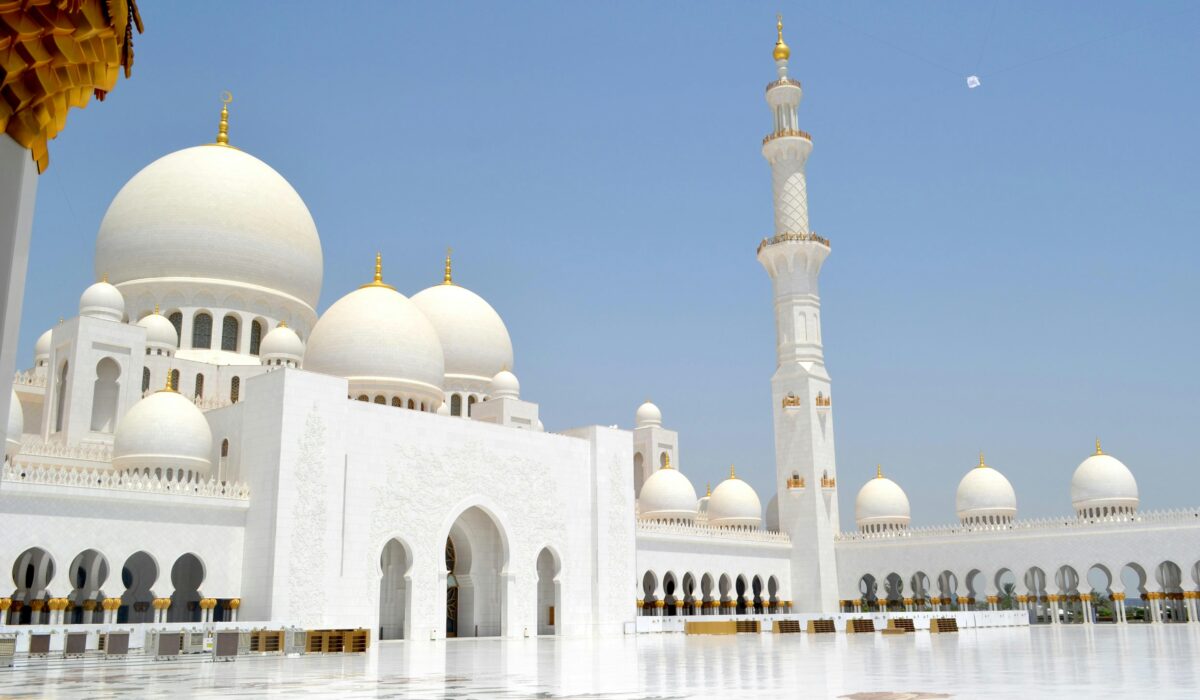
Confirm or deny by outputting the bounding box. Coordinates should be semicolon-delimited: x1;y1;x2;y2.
249;320;263;356
221;439;229;457
142;367;150;393
221;314;239;352
391;397;402;407
450;393;462;417
169;369;180;392
90;358;121;432
467;395;477;416
357;394;369;402
194;373;204;399
168;312;183;347
54;361;69;432
407;399;415;409
230;376;240;403
374;395;386;405
192;312;213;349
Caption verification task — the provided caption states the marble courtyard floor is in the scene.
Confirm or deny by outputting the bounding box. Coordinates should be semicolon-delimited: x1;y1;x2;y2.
1;624;1197;699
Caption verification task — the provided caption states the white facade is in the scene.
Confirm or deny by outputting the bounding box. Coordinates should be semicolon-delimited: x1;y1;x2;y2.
3;22;1200;640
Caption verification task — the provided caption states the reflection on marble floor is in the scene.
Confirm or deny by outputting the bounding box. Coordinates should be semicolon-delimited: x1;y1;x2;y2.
3;625;1199;699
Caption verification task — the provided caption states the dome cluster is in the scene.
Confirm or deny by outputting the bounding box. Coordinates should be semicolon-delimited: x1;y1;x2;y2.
633;402;764;529
852;442;1140;532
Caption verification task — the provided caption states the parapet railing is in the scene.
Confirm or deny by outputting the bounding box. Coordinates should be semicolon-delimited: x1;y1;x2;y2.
835;507;1200;542
762;128;813;145
757;231;831;253
1;462;250;501
637;519;791;544
765;77;802;92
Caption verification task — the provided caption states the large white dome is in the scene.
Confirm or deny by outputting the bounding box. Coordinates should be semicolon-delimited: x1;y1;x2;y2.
7;390;24;460
956;454;1017;525
638;456;698;522
113;385;213;479
410;274;513;390
707;467;762;529
95;144;324;319
304;259;445;408
1071;441;1138;517
855;467;910;533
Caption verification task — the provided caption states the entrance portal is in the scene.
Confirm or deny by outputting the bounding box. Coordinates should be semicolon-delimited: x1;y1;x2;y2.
444;506;509;637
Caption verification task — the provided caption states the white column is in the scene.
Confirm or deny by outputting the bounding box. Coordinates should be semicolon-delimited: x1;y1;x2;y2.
0;137;37;450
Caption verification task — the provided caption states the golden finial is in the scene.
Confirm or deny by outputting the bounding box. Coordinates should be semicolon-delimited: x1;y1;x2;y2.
153;303;160;315
706;483;712;497
774;14;790;61
443;247;453;285
101;273;108;283
215;91;232;146
163;371;175;393
876;464;883;478
360;252;396;290
1095;438;1102;455
978;452;986;469
663;453;673;470
729;464;737;479
278;320;288;328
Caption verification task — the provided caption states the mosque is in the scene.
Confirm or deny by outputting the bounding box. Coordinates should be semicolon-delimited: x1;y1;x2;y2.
2;20;1199;639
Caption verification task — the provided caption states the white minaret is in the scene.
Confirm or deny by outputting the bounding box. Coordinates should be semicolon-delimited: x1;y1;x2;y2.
756;16;840;613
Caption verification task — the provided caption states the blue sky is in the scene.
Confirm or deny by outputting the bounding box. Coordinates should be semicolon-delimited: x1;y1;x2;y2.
19;2;1200;528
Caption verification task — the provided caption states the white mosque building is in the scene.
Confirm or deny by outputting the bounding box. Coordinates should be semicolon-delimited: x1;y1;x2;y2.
3;21;1199;639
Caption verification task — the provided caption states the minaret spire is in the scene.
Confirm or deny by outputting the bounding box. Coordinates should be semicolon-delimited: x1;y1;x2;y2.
360;252;395;290
443;247;453;285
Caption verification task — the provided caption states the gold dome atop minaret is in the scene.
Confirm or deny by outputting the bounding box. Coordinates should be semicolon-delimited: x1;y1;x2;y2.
773;15;790;61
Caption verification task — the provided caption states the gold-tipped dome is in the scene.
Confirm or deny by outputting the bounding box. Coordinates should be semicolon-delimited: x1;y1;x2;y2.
216;91;232;146
773;15;790;61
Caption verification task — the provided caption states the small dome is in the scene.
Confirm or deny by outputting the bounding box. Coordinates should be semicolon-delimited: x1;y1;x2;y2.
1071;440;1138;517
260;323;304;365
956;454;1017;525
79;279;125;322
34;328;52;360
113;382;213;478
707;466;762;528
638;456;698;522
855;467;910;532
765;492;780;531
304;257;444;407
490;370;520;399
696;488;711;521
137;309;179;352
7;390;24;459
410;262;513;390
635;400;662;428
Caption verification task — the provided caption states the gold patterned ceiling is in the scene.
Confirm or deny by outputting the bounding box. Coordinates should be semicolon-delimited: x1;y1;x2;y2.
0;0;142;172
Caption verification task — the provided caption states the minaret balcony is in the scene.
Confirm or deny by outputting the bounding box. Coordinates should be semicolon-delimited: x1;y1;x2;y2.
765;77;802;93
762;128;812;145
757;231;831;254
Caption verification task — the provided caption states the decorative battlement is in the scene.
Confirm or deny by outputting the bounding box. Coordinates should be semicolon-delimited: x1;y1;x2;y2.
18;437;112;463
762;128;812;145
12;369;46;387
820;475;836;489
781;393;802;408
757;231;831;254
786;476;806;490
835;507;1200;542
765;77;802;92
637;519;791;544
2;462;250;501
815;393;831;407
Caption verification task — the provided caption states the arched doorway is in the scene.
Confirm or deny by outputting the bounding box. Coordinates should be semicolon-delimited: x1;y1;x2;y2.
379;538;412;640
119;551;157;624
536;547;561;635
445;506;509;638
89;358;121;432
10;547;55;624
67;549;109;624
168;553;204;622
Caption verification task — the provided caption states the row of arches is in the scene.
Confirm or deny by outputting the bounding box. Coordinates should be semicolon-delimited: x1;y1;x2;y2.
448;392;483;417
853;559;1200;623
638;570;784;616
140;368;242;404
354;394;435;413
376;507;562;640
162;311;269;355
6;547;217;625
